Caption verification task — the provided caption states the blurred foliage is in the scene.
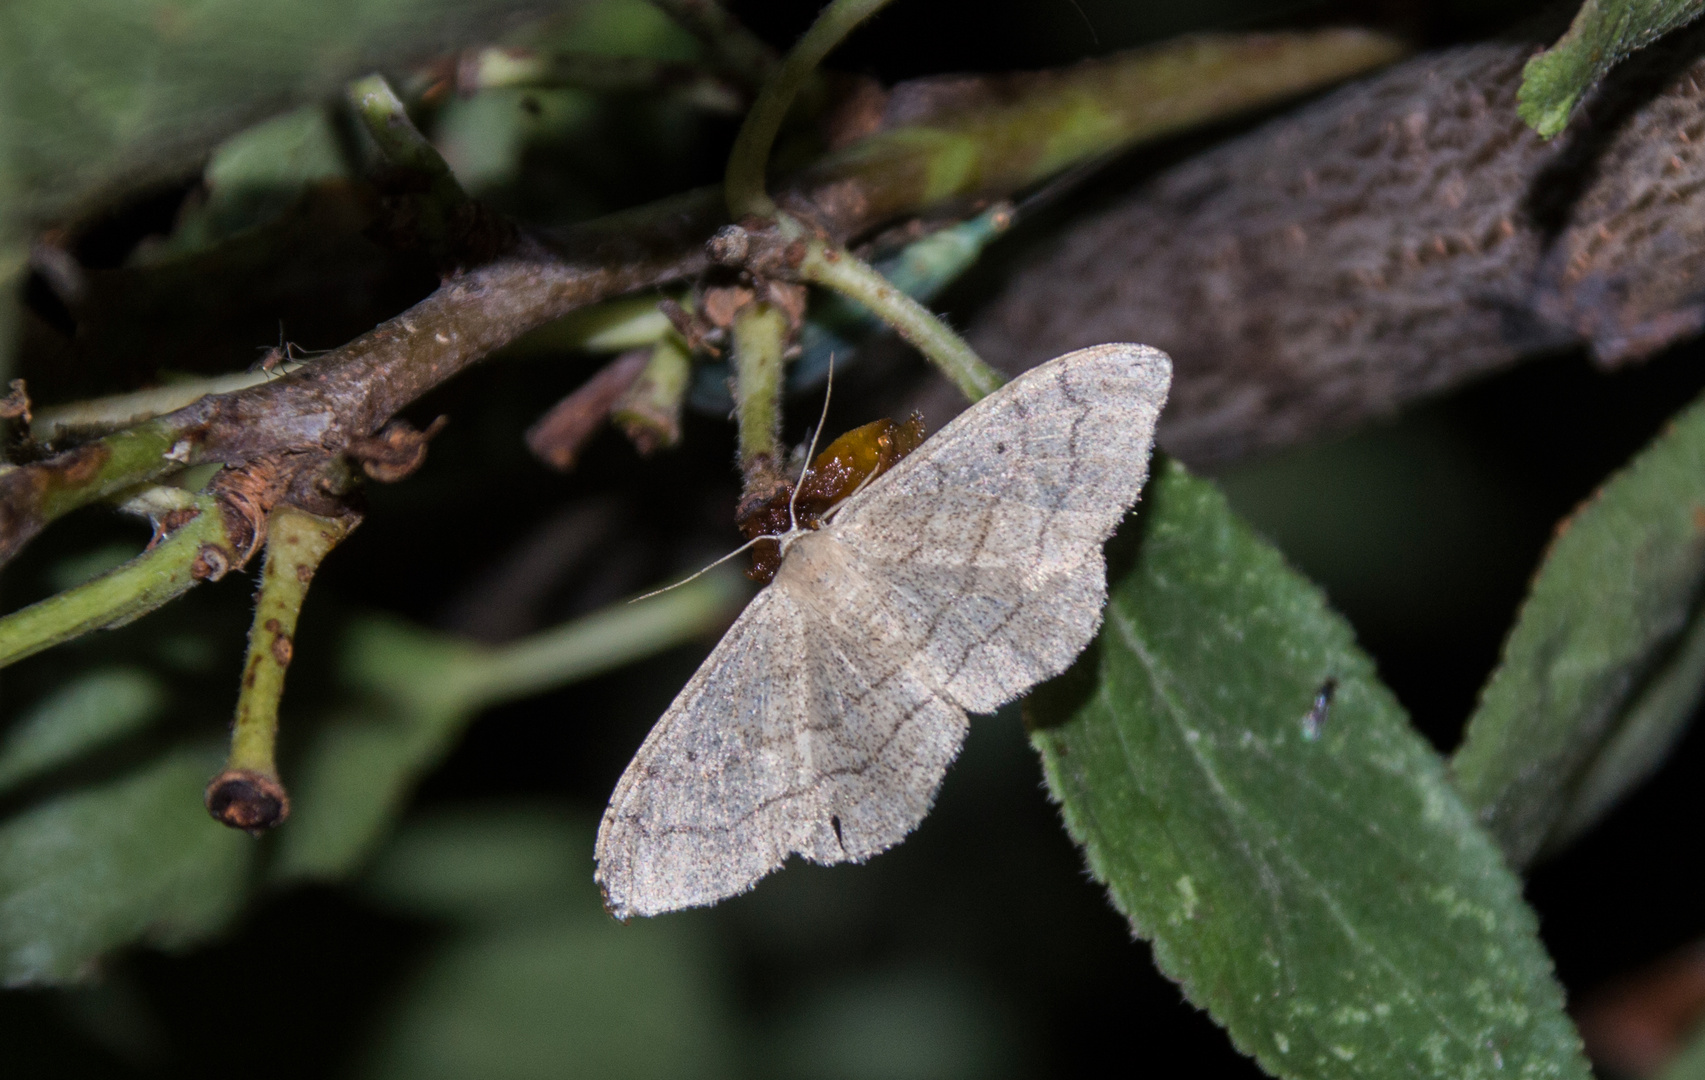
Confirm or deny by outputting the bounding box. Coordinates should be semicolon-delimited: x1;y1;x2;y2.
1519;0;1705;137
0;0;564;375
133;108;350;265
0;667;164;794
356;806;733;1080
1454;386;1705;868
1030;460;1589;1080
276;571;745;882
0;745;253;986
0;0;559;229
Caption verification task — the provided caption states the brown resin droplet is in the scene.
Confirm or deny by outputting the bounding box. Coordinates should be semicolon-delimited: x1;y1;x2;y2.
205;769;291;834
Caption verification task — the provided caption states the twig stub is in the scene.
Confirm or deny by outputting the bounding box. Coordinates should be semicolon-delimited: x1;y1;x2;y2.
525;352;651;472
205;769;292;834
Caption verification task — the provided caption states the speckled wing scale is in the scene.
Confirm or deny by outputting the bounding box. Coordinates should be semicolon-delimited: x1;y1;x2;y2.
595;344;1172;918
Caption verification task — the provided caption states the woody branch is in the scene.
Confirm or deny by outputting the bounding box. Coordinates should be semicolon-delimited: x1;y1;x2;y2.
0;30;1401;574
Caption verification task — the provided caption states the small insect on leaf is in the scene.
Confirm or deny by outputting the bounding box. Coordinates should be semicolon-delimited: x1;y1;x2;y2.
1303;676;1337;741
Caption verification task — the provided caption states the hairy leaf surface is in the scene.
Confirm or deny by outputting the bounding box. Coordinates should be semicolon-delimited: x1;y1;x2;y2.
1029;460;1588;1080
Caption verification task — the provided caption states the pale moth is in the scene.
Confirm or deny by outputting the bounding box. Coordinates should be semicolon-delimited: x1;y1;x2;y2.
596;344;1172;918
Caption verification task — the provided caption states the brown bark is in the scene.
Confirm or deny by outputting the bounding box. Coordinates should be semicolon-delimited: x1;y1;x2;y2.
968;26;1705;463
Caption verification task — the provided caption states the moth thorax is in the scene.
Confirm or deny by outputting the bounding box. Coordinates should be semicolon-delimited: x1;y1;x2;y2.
773;528;847;587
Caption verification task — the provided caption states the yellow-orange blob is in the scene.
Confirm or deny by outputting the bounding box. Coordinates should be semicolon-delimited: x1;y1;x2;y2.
740;414;927;582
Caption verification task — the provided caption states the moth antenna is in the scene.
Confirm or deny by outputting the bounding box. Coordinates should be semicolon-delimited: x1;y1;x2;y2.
788;354;835;535
628;536;766;603
640;360;839;604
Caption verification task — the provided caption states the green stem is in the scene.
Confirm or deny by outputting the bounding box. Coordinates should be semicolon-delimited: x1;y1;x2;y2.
730;302;789;481
348;74;465;198
347;73;492;262
0;493;234;670
339;566;750;725
724;0;898;218
34;419;191;524
455;569;748;711
208;504;355;831
799;237;1004;401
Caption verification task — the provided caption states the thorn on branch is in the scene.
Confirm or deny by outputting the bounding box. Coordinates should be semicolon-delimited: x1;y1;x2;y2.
658;295;724;357
346;416;449;483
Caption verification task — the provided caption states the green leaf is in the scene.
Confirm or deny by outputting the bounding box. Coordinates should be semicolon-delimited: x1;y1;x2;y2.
1028;460;1589;1080
1518;0;1705;137
1453;389;1705;867
0;667;166;794
355;806;732;1080
271;697;473;886
0;745;254;986
1550;604;1705;845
